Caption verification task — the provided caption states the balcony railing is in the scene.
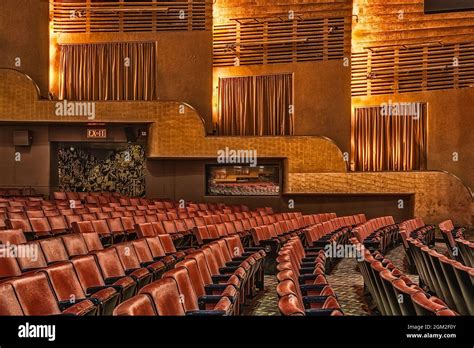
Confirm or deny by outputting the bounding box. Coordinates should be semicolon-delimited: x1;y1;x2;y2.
50;1;212;33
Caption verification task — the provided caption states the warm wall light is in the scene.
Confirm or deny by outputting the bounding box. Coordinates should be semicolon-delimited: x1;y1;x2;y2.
49;23;59;99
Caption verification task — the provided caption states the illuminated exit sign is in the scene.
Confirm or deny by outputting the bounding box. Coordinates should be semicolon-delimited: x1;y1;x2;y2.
87;129;107;139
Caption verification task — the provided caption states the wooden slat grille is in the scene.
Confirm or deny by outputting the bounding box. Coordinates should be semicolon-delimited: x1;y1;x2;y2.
50;1;212;33
351;41;474;96
213;17;348;67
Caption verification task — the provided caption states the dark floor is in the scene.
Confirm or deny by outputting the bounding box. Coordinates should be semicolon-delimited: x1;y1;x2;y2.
245;240;456;316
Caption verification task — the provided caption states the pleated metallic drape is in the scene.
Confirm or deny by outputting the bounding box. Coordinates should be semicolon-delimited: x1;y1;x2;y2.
59;42;158;101
217;74;294;136
352;103;427;171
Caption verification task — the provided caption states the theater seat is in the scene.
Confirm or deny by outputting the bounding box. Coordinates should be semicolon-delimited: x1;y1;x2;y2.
7;273;96;316
0;229;26;245
132;238;176;270
0;282;24;315
114;243;165;281
38;238;69;264
61;233;89;258
163;267;232;315
71;254;136;303
40;263;102;316
93;248;152;290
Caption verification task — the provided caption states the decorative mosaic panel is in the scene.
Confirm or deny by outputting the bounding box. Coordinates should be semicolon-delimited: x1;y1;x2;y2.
58;145;145;197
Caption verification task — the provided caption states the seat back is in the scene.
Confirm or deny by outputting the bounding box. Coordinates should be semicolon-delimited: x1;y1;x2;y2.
113;294;157;316
38;238;69;264
9;273;61;315
139;278;186;316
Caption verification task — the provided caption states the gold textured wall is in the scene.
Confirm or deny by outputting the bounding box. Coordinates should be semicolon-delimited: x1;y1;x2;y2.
0;68;471;225
288;172;472;225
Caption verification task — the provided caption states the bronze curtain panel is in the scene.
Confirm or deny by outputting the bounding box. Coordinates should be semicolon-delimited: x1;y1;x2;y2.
352;103;427;171
59;42;158;101
218;74;294;136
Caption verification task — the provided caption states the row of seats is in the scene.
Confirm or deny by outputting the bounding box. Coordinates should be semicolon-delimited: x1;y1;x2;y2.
276;237;343;316
399;218;436;271
304;214;365;249
0;231;185;283
439;220;472;265
0;232;193;316
113;235;267;316
351;238;457;316
406;238;473;315
352;216;399;253
2;209;288;243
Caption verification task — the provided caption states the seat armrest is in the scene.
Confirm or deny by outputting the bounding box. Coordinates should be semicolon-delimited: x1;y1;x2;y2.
105;276;125;285
86;286;115;296
299;284;326;295
302;295;330;305
300;267;317;274
212;274;232;283
204;284;228;294
299;274;317;283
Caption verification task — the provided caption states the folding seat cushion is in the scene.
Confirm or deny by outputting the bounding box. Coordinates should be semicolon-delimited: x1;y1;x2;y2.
120;217;136;234
8;273;96;316
151;221;167;235
106;217;126;241
26;210;44;219
6;219;34;239
145;214;158;223
162;220;182;239
60;209;74;216
8;212;28;220
40;263;102;316
183;218;196;231
53;192;67;201
72;255;136;302
133;238;176;269
93;248;152;290
47;215;69;235
194;226;210;245
74;208;89;215
163;267;232;315
157;213;168;221
135;223;157;238
96;212;111;220
71;220;94;234
0;229;27;245
82;232;104;252
215;224;228;238
193;217;205;226
66;215;83;229
114;243;165;281
38;238;69;264
16;242;48;272
134;215;147;224
61;233;89;258
81;213;97;222
0;282;24;315
113;294;157;316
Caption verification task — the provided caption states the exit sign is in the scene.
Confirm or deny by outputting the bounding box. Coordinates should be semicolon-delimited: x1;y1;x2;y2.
87;129;107;139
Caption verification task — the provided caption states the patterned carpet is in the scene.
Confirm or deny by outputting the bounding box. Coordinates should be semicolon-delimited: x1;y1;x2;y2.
244;238;467;316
